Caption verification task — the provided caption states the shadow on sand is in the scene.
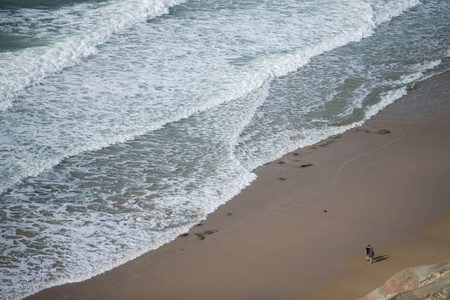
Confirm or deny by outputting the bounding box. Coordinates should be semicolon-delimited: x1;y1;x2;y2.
372;255;389;263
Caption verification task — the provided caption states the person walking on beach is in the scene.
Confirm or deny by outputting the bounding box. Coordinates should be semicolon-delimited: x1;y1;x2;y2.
365;245;371;261
365;244;370;262
368;246;375;264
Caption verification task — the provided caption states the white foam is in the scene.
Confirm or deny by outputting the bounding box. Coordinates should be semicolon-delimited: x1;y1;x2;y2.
1;72;266;299
2;154;257;299
1;0;423;194
371;0;422;24
365;59;444;120
0;0;187;110
232;0;446;172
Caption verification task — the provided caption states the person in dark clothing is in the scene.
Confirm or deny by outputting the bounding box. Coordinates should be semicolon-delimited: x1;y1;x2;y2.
368;246;375;264
365;244;371;261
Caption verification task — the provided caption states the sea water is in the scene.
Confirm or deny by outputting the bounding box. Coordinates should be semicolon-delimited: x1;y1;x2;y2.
0;0;449;298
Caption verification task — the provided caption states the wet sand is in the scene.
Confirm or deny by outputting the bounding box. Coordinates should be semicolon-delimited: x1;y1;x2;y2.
26;71;450;300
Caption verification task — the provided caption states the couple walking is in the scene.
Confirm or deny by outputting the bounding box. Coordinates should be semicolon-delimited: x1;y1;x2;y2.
365;245;375;264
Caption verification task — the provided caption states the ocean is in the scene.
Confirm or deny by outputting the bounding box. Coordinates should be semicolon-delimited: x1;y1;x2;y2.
0;0;449;298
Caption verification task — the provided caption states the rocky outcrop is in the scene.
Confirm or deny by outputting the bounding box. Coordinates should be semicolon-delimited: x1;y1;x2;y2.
360;261;450;300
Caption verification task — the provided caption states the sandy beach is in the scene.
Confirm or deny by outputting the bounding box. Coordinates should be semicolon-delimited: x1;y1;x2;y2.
26;71;450;300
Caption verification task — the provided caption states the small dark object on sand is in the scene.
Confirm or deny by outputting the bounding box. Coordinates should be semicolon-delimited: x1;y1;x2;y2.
204;230;218;235
195;233;205;240
323;210;328;213
179;233;189;237
377;129;391;134
299;163;312;168
279;177;286;181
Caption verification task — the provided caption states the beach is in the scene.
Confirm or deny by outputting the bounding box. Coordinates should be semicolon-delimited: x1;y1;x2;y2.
25;69;450;300
3;1;449;298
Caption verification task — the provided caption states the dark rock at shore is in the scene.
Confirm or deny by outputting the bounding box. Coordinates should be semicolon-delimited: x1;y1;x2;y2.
299;163;312;168
195;233;205;240
377;129;391;134
179;233;189;237
204;230;218;235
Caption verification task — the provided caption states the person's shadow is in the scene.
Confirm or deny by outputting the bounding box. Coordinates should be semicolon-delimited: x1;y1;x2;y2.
373;255;389;263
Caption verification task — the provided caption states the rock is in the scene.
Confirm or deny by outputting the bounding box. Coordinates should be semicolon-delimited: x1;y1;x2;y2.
194;233;205;240
360;260;450;300
299;163;312;168
279;177;286;181
277;161;286;164
323;210;328;213
226;212;233;216
204;230;218;235
179;233;189;237
377;129;391;134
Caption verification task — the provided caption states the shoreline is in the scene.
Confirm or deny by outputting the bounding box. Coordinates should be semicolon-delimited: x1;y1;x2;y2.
26;71;450;300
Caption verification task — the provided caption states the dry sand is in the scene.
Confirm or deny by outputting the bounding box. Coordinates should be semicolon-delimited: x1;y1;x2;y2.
26;71;450;300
